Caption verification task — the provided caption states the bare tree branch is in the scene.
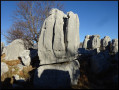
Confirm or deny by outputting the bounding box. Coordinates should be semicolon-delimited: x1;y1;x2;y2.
5;1;65;44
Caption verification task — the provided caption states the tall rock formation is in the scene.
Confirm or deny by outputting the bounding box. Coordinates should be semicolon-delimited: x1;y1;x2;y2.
34;8;80;89
82;35;100;51
38;8;80;65
112;39;118;54
101;36;111;51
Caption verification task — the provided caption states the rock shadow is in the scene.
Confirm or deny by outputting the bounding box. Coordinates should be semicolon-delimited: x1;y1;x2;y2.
29;49;40;68
34;69;72;89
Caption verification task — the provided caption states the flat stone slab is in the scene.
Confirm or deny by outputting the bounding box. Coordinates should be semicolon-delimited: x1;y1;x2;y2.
33;60;80;89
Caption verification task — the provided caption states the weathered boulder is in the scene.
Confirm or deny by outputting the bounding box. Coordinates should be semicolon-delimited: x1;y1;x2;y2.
82;35;100;50
90;51;110;74
24;40;33;50
38;8;80;65
101;36;111;51
13;74;25;81
19;50;31;66
1;42;4;55
33;60;80;89
1;62;9;75
91;35;101;50
4;39;29;61
2;46;7;55
112;39;118;54
82;35;90;49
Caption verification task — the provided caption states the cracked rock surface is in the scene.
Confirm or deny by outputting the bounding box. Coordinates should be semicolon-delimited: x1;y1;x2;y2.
38;8;80;65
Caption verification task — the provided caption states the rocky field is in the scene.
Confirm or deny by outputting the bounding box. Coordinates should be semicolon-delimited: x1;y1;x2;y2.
1;8;118;89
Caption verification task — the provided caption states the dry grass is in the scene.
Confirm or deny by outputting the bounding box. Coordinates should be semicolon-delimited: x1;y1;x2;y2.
1;54;34;86
18;65;34;80
4;60;21;66
1;53;6;59
1;65;34;82
1;54;21;66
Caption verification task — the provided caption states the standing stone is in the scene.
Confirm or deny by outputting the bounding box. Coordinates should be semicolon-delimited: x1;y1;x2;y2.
19;50;31;66
112;39;118;54
101;36;111;50
1;62;9;75
38;8;80;65
1;42;4;55
82;35;100;50
91;35;101;50
82;35;90;49
33;60;80;89
66;11;80;57
4;39;29;61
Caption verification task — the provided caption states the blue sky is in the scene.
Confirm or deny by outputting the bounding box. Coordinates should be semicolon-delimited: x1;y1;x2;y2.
1;1;118;46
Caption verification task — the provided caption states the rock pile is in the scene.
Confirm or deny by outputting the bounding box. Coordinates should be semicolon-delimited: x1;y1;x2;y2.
34;8;80;89
19;50;31;66
1;8;117;89
82;35;118;54
80;35;118;88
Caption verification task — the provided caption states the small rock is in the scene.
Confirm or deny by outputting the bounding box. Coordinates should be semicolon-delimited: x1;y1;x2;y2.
17;64;24;71
12;68;15;72
1;62;9;75
19;50;31;66
14;74;25;81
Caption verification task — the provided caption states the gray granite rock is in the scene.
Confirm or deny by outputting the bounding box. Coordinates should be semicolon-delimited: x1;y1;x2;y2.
38;8;80;65
101;36;111;50
112;39;118;54
1;62;9;75
19;50;31;66
33;60;80;89
91;35;101;50
13;74;25;81
82;35;100;50
82;35;90;49
4;39;29;60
